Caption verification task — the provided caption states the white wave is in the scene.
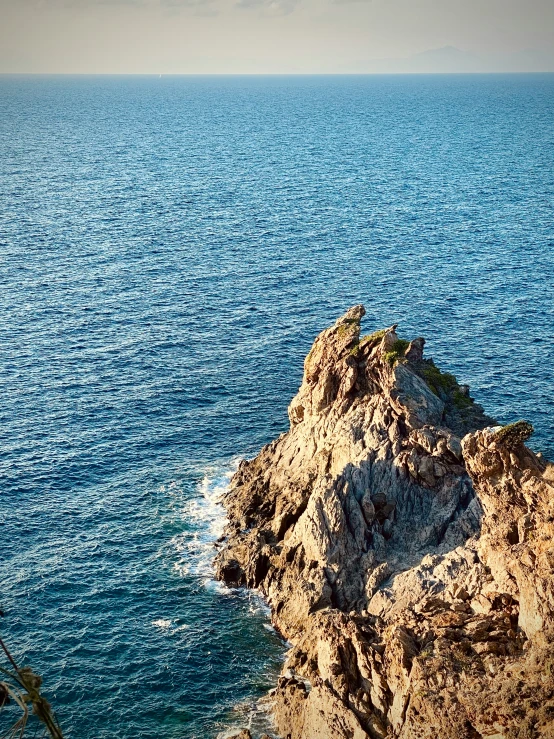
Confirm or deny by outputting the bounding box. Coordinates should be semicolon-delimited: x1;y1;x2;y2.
202;577;234;595
169;458;241;581
151;619;173;629
247;590;272;617
164;458;286;739
216;693;278;739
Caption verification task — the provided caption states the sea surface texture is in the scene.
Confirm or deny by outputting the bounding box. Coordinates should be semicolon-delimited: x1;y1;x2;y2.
0;74;553;738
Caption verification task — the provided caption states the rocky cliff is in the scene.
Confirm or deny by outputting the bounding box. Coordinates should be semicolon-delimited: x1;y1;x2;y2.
216;306;554;739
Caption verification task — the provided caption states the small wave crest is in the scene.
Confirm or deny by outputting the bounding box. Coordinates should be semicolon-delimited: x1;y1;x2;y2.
151;618;173;629
216;692;278;739
161;459;285;739
170;458;241;581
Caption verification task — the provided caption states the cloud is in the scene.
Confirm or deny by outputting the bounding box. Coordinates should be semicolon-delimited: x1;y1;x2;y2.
159;0;220;16
41;0;222;16
13;0;218;7
235;0;301;16
63;0;143;5
160;0;216;6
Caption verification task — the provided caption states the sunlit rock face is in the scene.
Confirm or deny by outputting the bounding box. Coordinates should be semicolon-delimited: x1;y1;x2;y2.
216;307;554;739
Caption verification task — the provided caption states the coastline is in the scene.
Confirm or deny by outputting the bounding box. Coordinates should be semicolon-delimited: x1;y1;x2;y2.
180;461;286;739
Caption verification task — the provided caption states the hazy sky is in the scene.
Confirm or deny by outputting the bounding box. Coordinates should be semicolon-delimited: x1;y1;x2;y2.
1;0;553;73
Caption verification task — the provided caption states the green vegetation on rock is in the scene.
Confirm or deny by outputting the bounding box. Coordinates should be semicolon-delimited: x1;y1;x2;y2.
384;339;410;366
494;420;534;449
452;389;473;409
361;329;387;344
336;320;358;338
420;362;458;397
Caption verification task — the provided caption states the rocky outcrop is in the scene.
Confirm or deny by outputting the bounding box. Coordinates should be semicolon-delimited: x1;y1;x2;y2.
215;306;554;739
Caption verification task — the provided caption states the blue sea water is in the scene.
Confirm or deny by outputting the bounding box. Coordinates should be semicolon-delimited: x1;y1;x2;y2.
0;74;553;738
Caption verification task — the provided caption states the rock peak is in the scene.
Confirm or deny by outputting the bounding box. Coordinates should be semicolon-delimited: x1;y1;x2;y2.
335;303;366;325
290;307;491;437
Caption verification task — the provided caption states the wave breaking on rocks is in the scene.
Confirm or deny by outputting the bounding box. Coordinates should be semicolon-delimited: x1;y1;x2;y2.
215;306;554;739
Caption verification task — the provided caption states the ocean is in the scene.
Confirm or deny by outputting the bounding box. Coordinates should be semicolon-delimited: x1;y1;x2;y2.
0;73;553;738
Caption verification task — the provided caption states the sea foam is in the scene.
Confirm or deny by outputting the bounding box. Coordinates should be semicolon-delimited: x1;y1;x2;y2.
171;459;241;581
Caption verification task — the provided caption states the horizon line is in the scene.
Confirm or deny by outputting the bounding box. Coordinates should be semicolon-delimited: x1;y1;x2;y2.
2;71;554;77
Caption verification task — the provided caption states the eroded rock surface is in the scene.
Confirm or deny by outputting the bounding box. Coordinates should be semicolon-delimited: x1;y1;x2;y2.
215;307;554;739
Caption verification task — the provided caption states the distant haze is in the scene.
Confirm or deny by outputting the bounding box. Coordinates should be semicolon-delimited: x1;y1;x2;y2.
1;0;553;74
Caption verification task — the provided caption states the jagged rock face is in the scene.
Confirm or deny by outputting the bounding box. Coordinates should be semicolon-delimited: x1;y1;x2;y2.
216;307;487;625
215;307;554;739
462;427;554;641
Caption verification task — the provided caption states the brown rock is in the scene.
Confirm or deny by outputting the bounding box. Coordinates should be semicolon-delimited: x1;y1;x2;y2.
214;307;554;739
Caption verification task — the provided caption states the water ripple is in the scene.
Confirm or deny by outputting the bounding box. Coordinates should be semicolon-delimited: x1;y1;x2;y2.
0;73;553;738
